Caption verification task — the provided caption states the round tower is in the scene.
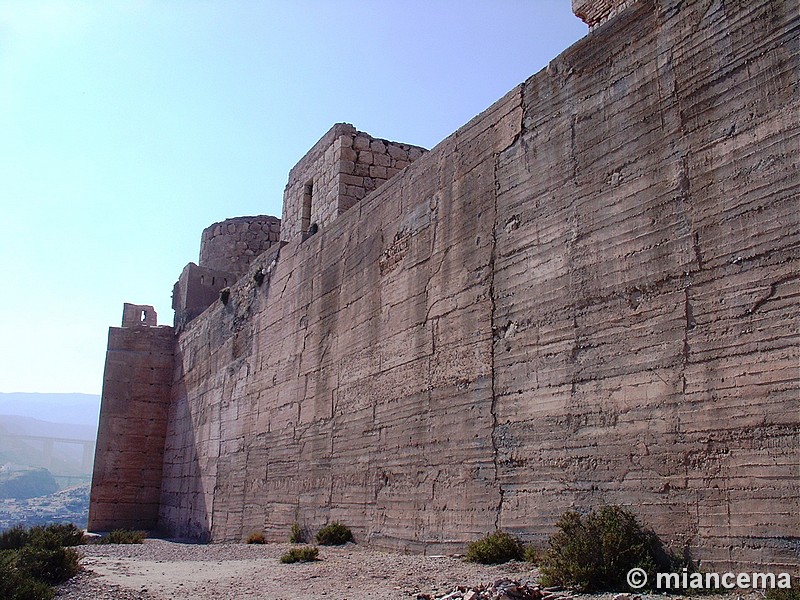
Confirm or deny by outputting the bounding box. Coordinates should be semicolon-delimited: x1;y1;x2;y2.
199;215;281;275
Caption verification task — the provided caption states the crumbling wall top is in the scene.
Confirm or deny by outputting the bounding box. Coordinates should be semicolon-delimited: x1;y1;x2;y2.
572;0;638;27
121;303;157;327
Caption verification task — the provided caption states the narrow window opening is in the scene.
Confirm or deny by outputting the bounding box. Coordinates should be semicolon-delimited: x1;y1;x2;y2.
212;276;216;286
302;179;313;234
200;275;205;285
140;310;147;323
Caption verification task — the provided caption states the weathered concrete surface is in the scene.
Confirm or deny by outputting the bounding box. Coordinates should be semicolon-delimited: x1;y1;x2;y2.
89;312;174;532
492;0;799;570
93;0;798;571
572;0;637;27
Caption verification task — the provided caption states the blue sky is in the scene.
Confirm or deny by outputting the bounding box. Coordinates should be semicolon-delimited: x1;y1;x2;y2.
0;1;586;395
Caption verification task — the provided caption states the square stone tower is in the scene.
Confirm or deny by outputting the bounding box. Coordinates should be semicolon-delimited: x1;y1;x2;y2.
281;123;426;244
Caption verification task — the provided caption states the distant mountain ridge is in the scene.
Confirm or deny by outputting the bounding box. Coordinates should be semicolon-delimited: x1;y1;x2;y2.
0;393;100;427
0;415;96;441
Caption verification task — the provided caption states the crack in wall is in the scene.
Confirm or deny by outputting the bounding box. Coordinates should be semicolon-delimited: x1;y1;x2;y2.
488;85;526;531
741;274;798;317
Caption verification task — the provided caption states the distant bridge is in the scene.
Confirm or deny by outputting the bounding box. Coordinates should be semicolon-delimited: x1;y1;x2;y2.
2;434;95;473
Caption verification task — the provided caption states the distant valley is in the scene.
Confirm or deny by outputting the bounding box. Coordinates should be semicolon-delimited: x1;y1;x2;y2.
0;392;100;529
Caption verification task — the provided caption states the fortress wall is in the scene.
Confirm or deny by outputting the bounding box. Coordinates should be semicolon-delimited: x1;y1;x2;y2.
199;215;281;275
89;319;174;531
159;89;523;550
155;0;798;568
493;0;798;568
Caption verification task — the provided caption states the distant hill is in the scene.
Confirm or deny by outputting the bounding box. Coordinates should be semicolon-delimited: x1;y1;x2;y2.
0;394;100;480
0;415;96;441
0;393;100;427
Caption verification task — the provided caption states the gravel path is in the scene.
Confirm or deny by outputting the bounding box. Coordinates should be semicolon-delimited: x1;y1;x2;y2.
54;539;537;600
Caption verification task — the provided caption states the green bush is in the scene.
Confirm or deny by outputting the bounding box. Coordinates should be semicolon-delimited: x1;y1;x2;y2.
315;522;353;546
0;525;30;550
465;531;525;564
0;558;55;600
539;505;674;592
14;545;81;585
246;531;266;544
289;522;305;544
28;524;85;548
94;529;146;545
0;524;83;599
523;545;540;564
280;546;319;564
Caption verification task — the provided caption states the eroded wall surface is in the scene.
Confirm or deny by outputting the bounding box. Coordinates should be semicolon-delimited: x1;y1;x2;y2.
492;0;799;570
157;0;798;568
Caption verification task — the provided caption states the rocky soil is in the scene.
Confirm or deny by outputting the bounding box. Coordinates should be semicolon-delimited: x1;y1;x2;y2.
54;539;539;600
53;540;760;600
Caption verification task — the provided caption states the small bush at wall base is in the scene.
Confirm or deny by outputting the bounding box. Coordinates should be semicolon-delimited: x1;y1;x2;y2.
539;505;676;592
246;532;266;544
94;529;146;545
315;522;353;546
280;546;319;564
465;531;524;564
289;522;306;544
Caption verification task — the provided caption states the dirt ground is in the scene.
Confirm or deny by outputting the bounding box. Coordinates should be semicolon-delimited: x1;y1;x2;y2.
54;539;767;600
55;539;537;600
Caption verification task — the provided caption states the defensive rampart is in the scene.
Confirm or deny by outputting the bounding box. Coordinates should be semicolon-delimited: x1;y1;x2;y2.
92;0;799;571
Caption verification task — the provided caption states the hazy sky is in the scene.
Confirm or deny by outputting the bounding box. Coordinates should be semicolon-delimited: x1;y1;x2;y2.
0;1;586;395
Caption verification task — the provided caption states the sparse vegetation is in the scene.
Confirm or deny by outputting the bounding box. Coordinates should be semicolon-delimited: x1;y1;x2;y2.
246;531;266;544
315;522;353;546
0;522;82;599
94;529;146;545
465;531;525;564
280;546;319;564
289;522;305;544
766;590;800;600
523;545;539;564
539;505;676;592
219;287;231;304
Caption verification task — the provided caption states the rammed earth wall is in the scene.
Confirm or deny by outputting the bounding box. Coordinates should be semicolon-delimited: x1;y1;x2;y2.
94;0;798;571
